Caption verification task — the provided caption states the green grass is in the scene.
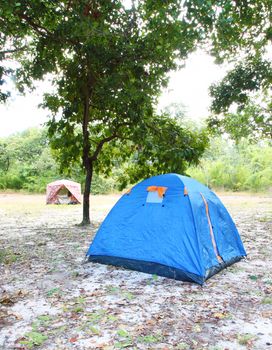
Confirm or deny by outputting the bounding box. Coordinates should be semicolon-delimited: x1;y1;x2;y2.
0;249;19;264
237;333;256;345
19;331;48;348
261;297;272;304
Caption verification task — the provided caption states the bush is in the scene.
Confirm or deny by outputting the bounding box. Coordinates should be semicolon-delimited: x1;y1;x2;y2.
188;138;272;192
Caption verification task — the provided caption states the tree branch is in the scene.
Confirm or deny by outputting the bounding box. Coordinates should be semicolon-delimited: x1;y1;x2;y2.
15;12;78;46
0;46;27;56
89;120;135;161
90;133;118;161
18;13;52;36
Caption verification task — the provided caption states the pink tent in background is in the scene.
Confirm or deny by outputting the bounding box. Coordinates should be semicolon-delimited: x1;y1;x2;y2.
46;179;81;204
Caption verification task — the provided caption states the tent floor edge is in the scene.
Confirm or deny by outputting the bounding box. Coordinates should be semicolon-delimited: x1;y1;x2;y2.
87;255;204;285
204;255;245;282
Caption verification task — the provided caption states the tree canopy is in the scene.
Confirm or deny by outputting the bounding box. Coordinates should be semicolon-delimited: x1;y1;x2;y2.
209;56;272;141
1;0;271;223
203;1;272;140
0;0;210;224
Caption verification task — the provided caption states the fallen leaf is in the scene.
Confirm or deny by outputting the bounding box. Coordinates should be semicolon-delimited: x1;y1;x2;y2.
69;337;78;343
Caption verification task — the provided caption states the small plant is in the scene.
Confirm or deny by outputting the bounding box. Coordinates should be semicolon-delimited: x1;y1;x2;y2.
264;279;272;285
72;305;84;313
87;310;106;324
152;274;158;281
37;315;52;325
89;326;100;335
137;334;162;344
176;342;189;349
249;275;258;281
261;297;272;304
46;287;61;297
237;333;256;345
0;249;18;264
107;314;118;322
19;331;48;348
114;340;134;348
106;285;135;301
117;329;130;338
122;291;134;301
76;296;86;304
114;329;133;348
106;285;120;293
259;216;271;222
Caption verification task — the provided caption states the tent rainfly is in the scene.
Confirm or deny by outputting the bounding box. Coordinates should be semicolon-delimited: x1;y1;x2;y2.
46;179;81;204
86;173;246;284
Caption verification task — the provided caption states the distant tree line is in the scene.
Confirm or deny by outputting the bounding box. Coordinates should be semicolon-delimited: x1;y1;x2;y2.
0;127;271;193
189;138;272;192
0;127;114;194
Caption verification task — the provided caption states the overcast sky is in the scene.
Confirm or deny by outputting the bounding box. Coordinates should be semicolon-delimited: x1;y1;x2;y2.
0;50;227;137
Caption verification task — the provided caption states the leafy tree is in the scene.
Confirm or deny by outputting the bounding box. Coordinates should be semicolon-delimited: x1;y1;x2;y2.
0;0;210;225
0;128;58;191
115;113;208;188
209;57;272;141
0;141;10;172
197;0;272;140
4;1;269;223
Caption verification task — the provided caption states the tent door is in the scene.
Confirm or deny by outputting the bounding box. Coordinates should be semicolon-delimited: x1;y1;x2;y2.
200;193;223;264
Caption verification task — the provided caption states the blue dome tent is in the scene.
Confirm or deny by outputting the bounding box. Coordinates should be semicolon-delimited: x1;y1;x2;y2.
86;174;246;284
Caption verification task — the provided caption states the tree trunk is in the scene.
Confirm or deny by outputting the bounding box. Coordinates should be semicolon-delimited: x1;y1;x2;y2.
81;161;93;225
81;86;92;226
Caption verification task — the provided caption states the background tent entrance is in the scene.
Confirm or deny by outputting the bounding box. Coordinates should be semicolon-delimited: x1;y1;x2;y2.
46;179;81;204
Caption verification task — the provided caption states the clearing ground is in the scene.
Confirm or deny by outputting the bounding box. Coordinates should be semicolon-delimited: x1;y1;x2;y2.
0;192;271;350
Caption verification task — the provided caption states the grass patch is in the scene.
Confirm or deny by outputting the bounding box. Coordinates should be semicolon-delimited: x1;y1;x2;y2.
249;275;259;281
19;331;48;349
261;297;272;304
114;329;133;349
106;285;135;301
0;249;19;264
46;287;61;297
259;216;272;222
137;334;162;344
176;343;190;349
237;333;256;345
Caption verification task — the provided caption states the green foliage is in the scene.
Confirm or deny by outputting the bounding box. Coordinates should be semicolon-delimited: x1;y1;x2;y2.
0;128;59;192
237;333;256;346
209;57;272;141
1;1;270;216
210;57;272;114
0;127;121;194
1;129;271;194
0;248;18;264
19;331;48;348
91;174;116;194
0;0;214;224
188;137;272;192
261;297;272;304
203;0;271;141
137;334;162;344
115;113;208;189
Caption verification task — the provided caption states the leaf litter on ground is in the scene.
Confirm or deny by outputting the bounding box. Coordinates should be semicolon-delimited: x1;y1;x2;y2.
0;193;271;349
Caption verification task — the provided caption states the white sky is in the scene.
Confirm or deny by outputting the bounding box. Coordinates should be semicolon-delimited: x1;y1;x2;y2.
0;51;227;137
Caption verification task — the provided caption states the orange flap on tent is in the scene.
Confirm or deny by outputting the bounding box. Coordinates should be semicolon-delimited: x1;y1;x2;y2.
147;186;168;198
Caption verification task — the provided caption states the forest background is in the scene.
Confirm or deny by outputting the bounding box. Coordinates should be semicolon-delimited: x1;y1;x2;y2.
1;125;271;194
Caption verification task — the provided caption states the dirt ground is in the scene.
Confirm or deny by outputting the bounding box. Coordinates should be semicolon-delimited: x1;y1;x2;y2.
0;192;271;350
